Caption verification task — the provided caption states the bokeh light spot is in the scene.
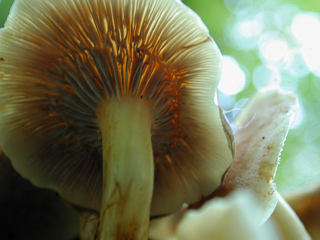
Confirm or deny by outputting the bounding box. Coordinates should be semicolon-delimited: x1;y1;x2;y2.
259;33;288;63
237;19;263;38
291;13;320;46
301;45;320;76
218;56;246;95
252;65;281;90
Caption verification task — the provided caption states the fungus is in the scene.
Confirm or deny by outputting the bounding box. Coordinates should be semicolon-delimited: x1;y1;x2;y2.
219;88;300;223
176;190;281;240
0;0;233;239
149;89;311;240
270;193;311;240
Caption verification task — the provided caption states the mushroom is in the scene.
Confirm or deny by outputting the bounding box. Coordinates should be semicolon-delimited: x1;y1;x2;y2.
149;88;311;240
218;88;300;223
0;0;233;239
157;191;310;240
217;88;311;237
269;193;311;240
176;190;282;240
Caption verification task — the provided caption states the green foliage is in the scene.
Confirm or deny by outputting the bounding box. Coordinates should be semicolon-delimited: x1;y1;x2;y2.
0;0;14;28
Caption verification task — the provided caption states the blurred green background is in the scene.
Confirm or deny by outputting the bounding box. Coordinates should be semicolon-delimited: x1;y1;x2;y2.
1;0;319;194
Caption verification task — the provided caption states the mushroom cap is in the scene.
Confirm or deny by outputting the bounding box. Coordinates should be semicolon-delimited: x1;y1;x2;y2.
0;0;233;216
176;190;281;240
221;88;299;224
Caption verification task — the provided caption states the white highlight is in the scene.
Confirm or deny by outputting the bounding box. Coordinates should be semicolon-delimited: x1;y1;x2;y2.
238;19;263;38
259;34;288;63
291;13;320;46
302;45;320;76
219;56;246;95
290;13;320;76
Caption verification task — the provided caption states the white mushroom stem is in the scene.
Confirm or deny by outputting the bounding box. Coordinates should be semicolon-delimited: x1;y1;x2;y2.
98;98;154;240
269;193;311;240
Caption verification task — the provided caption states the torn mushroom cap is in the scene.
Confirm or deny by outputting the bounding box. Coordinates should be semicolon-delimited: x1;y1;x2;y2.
0;0;233;216
219;88;299;224
269;193;311;240
176;190;282;240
